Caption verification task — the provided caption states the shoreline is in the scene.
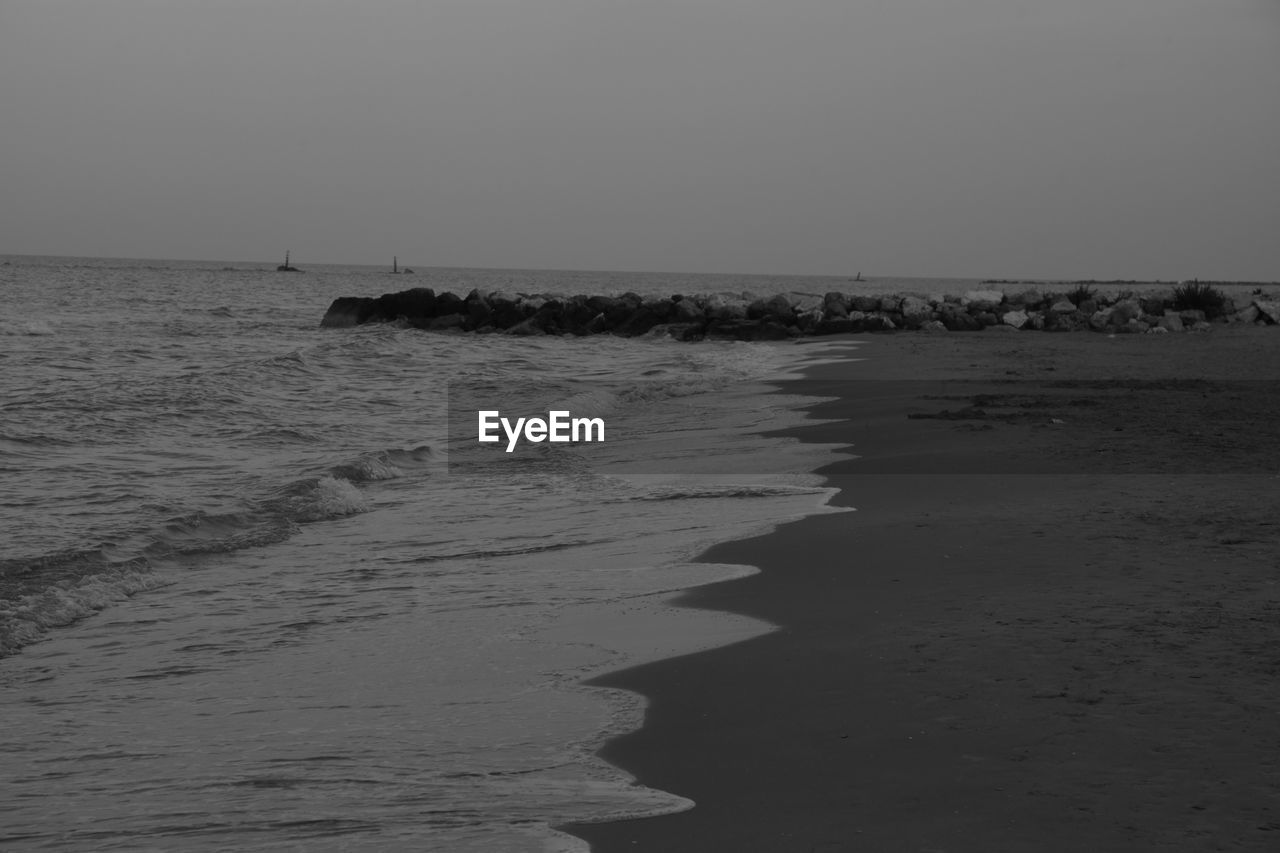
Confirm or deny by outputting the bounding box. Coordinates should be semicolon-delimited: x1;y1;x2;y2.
562;327;1280;851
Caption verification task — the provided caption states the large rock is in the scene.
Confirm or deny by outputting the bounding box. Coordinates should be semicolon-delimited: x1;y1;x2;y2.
320;296;373;328
1001;309;1029;329
748;294;797;324
1107;299;1142;326
486;291;526;327
433;291;465;317
670;296;705;324
465;289;493;327
562;296;602;334
704;294;748;322
822;292;849;318
963;290;1004;311
321;288;442;328
1158;311;1185;333
899;296;934;328
1004;289;1042;308
615;297;670;336
1252;300;1280;324
1236;304;1262;324
938;304;982;331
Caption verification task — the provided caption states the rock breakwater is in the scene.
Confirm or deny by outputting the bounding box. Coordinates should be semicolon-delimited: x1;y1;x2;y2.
321;287;1280;340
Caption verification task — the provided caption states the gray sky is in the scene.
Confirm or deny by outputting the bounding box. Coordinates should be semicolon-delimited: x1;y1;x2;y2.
2;0;1276;278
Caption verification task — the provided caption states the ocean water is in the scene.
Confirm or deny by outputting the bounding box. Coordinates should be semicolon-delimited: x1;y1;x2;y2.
0;256;954;851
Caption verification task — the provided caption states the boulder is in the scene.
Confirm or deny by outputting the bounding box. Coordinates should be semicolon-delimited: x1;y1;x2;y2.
320;296;374;328
939;305;982;331
704;294;749;322
920;320;948;333
899;296;934;328
1050;299;1079;315
791;293;824;313
1005;289;1042;308
433;291;465;317
1158;312;1185;333
759;294;797;323
850;295;881;313
1253;300;1280;324
672;297;706;324
486;292;525;327
1001;309;1030;329
604;293;643;328
795;308;825;334
1108;299;1142;326
465;290;493;327
377;287;438;323
563;297;603;334
1178;309;1207;324
1088;309;1112;331
1235;305;1262;324
963;289;1004;311
822;292;849;318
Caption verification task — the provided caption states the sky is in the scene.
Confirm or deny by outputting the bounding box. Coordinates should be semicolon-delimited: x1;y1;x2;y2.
1;0;1277;279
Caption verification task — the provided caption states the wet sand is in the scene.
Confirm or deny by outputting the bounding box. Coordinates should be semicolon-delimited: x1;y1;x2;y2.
564;327;1280;852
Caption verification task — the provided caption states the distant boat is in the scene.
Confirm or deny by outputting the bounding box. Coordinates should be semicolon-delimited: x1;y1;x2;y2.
390;256;414;274
276;250;301;272
854;271;864;282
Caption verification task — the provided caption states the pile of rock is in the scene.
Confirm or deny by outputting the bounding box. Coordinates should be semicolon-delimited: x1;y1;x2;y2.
320;287;1280;340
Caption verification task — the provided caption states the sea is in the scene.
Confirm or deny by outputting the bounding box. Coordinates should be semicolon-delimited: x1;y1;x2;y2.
0;255;981;851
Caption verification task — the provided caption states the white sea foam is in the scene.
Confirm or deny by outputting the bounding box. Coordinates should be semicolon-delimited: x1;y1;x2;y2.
0;563;167;656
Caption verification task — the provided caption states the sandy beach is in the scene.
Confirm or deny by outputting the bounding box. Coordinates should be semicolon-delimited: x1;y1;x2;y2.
565;327;1280;852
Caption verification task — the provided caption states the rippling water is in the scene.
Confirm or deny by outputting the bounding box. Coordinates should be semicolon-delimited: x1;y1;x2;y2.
0;256;903;850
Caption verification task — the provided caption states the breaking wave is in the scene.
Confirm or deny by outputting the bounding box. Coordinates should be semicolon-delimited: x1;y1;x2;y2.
0;447;434;658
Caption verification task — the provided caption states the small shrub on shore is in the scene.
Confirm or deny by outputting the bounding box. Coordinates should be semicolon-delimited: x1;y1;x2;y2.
1067;284;1097;306
1173;282;1227;318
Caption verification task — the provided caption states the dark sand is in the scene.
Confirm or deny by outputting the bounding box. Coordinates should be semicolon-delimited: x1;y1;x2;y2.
565;327;1280;852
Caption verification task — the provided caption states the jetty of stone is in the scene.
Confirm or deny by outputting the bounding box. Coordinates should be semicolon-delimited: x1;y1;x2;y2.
321;287;1280;340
